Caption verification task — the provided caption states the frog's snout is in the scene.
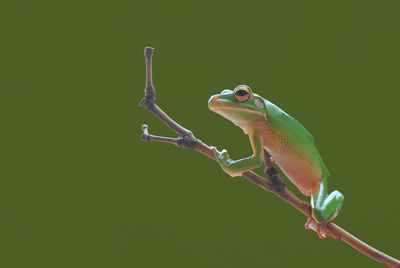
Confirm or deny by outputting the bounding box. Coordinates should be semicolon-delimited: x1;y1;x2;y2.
208;95;219;108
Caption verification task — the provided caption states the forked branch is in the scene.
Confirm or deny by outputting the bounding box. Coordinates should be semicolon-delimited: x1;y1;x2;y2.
139;47;400;267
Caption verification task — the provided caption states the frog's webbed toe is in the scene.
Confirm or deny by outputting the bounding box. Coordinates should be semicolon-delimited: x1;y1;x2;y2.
304;218;340;240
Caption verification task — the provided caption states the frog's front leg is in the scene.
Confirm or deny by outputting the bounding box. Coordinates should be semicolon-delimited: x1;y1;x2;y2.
212;129;264;177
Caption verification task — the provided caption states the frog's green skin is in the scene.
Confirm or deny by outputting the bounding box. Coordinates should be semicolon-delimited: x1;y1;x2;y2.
208;85;344;239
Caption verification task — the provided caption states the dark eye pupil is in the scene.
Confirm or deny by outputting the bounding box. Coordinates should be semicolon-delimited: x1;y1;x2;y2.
236;90;248;96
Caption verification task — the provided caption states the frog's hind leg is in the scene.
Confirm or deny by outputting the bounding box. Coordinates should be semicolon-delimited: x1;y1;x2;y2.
311;177;344;224
305;177;344;239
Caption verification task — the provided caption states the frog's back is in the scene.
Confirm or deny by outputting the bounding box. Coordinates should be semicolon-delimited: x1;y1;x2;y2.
261;99;330;195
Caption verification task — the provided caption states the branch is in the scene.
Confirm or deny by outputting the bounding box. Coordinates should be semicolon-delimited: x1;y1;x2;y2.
139;47;400;268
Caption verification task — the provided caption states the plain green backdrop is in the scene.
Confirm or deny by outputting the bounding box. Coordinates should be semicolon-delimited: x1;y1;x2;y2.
1;0;400;267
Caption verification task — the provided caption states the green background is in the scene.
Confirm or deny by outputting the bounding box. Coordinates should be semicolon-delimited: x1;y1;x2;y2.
1;0;400;267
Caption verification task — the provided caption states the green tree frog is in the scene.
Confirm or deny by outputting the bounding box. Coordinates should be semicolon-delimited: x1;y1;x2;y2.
208;85;344;239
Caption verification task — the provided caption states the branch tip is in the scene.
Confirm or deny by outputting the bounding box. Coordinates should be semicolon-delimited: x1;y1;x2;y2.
140;124;150;141
141;124;149;132
144;47;154;59
144;46;156;104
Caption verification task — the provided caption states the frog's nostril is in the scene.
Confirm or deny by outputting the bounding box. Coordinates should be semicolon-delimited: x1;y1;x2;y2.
208;95;218;103
208;95;219;109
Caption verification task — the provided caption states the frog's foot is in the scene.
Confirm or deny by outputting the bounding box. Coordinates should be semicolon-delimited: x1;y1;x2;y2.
210;147;241;177
304;217;314;230
304;218;340;240
211;146;229;161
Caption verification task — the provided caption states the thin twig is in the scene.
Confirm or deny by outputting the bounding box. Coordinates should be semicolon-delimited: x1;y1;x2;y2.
141;124;179;145
139;47;400;268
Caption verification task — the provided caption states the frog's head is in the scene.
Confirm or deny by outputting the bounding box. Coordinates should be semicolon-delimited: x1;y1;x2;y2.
208;85;266;129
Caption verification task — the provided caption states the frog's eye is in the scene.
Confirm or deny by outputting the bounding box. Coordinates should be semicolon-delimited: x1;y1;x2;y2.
233;85;252;102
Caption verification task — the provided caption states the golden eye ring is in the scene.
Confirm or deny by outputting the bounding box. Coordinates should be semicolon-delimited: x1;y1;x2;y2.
233;85;251;102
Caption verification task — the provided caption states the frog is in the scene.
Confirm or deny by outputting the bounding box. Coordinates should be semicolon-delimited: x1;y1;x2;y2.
208;85;344;239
